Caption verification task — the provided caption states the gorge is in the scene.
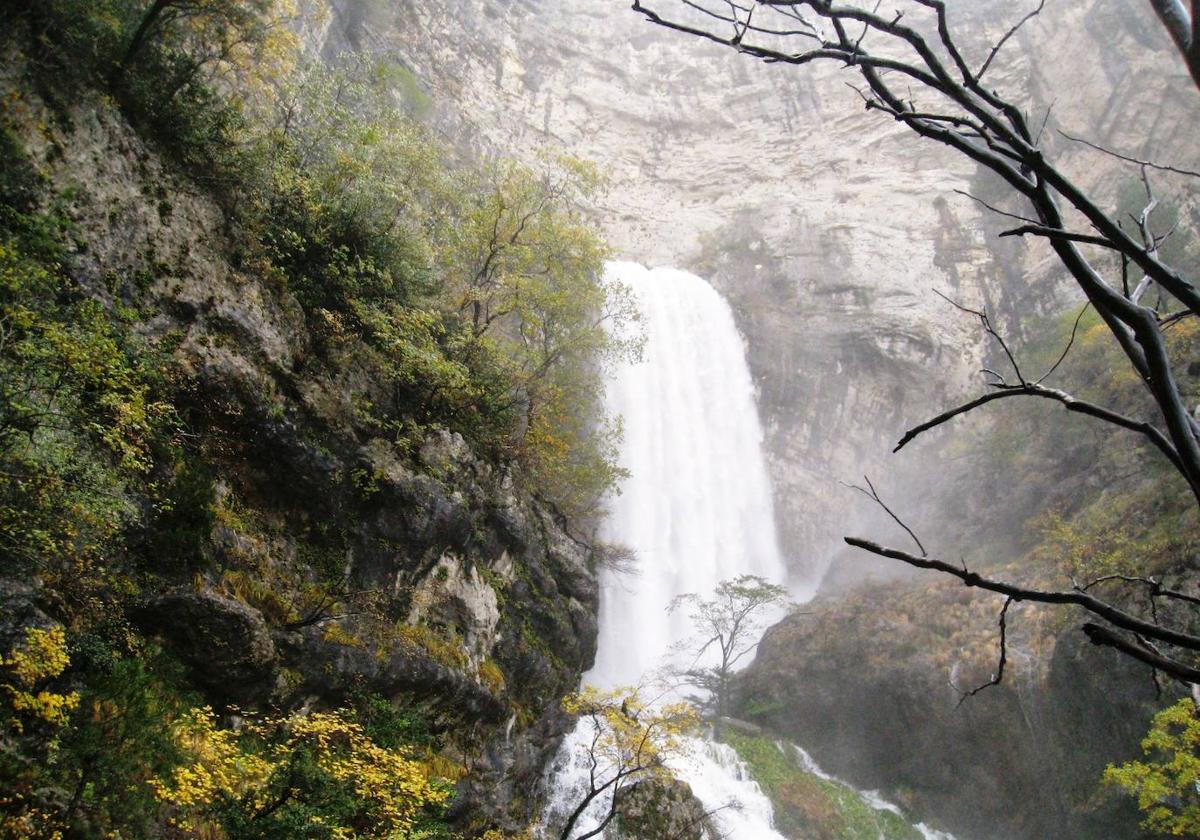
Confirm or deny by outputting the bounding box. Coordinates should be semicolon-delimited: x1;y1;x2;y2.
0;1;1197;839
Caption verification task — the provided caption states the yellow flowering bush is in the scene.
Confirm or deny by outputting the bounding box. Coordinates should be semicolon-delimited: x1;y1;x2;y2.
152;708;453;837
1105;698;1200;836
0;626;80;733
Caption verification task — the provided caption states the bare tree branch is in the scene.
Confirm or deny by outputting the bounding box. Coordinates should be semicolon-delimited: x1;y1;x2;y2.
893;381;1188;481
1078;573;1200;608
954;597;1014;705
998;225;1115;249
1057;129;1200;179
1083;623;1200;683
844;537;1200;659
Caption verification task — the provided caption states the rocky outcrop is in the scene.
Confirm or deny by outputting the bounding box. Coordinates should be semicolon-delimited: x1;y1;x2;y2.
133;592;278;707
614;778;715;840
735;586;1170;840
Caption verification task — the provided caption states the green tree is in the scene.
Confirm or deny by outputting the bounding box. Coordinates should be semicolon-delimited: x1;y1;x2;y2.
669;575;790;722
1105;698;1200;836
447;156;641;515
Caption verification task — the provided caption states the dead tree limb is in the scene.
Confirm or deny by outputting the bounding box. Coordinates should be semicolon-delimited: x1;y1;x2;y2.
844;538;1200;660
1083;623;1200;683
954;597;1014;705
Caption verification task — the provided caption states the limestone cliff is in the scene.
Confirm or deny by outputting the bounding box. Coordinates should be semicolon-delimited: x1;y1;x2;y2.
303;3;1200;837
313;0;1199;584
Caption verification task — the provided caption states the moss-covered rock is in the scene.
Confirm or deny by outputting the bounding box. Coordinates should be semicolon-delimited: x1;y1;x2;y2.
721;730;925;840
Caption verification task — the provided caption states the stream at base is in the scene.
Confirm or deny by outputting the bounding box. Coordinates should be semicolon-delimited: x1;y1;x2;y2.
541;262;954;840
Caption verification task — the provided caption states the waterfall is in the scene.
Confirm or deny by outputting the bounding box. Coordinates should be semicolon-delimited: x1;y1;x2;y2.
590;261;791;691
543;262;948;840
543;261;791;840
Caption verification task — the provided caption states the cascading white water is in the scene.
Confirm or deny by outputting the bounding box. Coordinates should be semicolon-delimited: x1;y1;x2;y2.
589;261;791;691
544;262;953;840
544;261;793;840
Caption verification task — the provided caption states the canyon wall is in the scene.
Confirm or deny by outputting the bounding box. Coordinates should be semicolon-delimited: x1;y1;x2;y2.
314;0;1198;584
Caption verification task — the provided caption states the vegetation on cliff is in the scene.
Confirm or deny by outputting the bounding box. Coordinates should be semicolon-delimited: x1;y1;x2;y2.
0;0;631;836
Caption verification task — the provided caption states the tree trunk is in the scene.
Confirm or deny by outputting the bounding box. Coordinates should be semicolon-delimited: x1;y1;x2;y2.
113;0;174;83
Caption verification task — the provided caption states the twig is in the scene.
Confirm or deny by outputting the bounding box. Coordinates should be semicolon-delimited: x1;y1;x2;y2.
1078;573;1200;608
1035;302;1090;384
934;290;1026;385
1058;129;1200;180
976;0;1046;81
955;597;1014;704
953;189;1039;224
842;475;927;556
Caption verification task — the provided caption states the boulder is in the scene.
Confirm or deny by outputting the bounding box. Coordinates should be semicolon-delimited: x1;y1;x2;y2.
133;591;277;707
614;778;714;840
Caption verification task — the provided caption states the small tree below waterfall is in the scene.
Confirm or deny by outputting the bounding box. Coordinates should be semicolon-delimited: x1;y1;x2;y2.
669;575;790;721
554;687;699;840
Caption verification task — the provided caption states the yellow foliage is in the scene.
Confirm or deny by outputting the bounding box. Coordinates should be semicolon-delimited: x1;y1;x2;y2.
1;626;80;733
562;686;699;781
0;807;65;840
150;708;273;818
153;708;451;837
1105;698;1200;836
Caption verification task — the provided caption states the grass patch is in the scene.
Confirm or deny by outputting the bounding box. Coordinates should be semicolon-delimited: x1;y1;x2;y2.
721;730;924;840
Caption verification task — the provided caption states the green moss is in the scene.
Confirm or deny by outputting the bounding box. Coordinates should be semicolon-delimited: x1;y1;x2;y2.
722;731;924;840
396;623;469;670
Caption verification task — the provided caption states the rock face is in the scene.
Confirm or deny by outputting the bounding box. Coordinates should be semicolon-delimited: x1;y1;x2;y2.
735;588;1169;840
314;0;1199;583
